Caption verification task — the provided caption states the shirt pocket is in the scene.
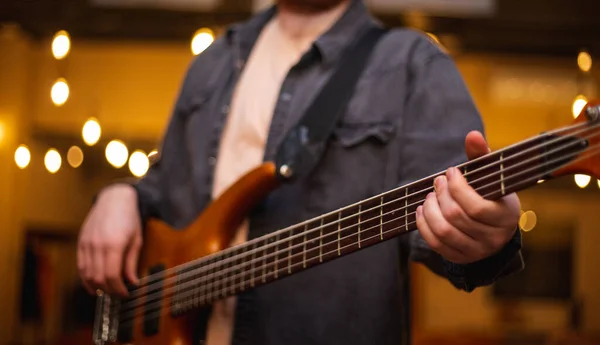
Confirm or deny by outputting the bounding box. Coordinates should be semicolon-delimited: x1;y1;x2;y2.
302;113;397;215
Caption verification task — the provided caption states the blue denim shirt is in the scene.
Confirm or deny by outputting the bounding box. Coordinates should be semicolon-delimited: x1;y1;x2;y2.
133;1;524;344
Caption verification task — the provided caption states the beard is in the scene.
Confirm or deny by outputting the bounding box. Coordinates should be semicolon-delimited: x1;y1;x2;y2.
277;0;350;13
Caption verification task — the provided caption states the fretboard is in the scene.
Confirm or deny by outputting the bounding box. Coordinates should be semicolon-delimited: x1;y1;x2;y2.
168;130;586;314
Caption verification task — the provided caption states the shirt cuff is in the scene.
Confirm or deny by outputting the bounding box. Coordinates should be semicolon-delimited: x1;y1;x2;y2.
442;227;523;292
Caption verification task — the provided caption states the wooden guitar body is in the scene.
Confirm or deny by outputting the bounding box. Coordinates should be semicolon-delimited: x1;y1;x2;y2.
93;163;280;345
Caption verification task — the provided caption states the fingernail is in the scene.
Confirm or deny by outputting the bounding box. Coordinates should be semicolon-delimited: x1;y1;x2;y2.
416;206;422;217
434;176;446;193
447;167;459;179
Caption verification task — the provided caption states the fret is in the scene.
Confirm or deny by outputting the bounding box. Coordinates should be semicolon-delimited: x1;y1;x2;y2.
303;224;308;269
357;204;362;248
220;253;227;298
404;188;408;231
319;218;324;263
274;233;279;279
500;152;506;195
337;211;341;256
287;230;292;274
250;242;256;288
262;239;267;284
206;259;214;303
199;263;207;305
229;251;236;296
188;267;197;308
213;257;220;299
379;196;383;240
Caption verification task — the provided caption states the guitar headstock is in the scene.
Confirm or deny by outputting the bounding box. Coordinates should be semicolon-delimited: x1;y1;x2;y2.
551;100;600;180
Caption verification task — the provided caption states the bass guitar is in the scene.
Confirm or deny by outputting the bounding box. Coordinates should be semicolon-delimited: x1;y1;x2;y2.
93;101;600;344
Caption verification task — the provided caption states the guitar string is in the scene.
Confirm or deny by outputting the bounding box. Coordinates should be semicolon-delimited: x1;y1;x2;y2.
115;121;599;310
117;120;593;291
117;136;600;320
116;138;600;330
113;132;600;324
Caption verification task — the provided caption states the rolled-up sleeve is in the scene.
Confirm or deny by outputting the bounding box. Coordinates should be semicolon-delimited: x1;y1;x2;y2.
398;38;524;292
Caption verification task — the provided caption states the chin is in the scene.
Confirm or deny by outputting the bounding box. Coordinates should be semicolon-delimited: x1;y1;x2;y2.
278;0;349;13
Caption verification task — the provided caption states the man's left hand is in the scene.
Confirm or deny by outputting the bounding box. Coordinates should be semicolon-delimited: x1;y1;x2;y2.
416;130;521;264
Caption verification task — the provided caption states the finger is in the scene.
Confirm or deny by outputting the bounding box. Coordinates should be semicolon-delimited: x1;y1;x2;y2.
416;204;469;264
84;243;97;292
104;245;129;296
77;244;94;294
124;234;142;286
446;167;511;226
91;244;107;293
421;192;482;257
434;175;496;240
464;130;490;160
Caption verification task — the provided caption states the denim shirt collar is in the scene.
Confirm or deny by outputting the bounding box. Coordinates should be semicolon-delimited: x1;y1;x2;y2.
226;0;379;65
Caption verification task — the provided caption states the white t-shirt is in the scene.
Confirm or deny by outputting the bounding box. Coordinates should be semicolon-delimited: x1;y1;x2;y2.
207;5;347;345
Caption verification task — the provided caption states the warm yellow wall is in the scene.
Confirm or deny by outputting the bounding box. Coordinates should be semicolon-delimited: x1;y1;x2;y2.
31;40;192;141
0;24;36;342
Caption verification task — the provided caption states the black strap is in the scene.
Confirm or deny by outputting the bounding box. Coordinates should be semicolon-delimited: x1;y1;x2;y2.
275;26;388;181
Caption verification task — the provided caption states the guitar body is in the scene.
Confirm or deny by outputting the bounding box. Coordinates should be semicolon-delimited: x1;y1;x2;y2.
94;162;280;345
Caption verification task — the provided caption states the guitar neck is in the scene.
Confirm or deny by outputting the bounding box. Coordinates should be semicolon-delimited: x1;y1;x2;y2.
170;130;586;313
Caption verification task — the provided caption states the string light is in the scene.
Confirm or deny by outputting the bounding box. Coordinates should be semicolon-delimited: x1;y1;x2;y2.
51;78;70;106
191;28;214;55
44;149;62;174
129;150;150;177
67;146;84;168
14;145;31;169
519;210;537;232
574;174;591;188
82;118;101;146
52;30;71;60
572;95;588;118
577;51;592;73
105;140;128;168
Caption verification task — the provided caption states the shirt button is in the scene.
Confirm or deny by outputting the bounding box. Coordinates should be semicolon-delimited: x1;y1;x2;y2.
281;93;292;102
221;105;230;114
208;156;217;166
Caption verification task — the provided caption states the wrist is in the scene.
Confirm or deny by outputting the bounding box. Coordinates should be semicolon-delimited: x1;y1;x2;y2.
97;183;137;201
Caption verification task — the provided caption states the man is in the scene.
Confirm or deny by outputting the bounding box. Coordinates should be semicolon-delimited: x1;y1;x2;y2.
77;0;524;344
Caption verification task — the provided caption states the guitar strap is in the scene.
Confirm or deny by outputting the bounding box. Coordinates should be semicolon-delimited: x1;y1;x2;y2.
273;25;412;345
274;26;389;181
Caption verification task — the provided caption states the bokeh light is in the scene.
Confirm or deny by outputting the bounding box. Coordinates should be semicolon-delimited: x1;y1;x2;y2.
67;146;84;168
105;140;128;168
191;28;214;55
574;174;591;188
52;30;71;60
44;149;62;174
51;78;69;106
82;118;101;146
14;145;31;169
129;150;150;177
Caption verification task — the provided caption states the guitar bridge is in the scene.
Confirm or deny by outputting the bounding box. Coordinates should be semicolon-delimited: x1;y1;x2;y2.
92;290;121;344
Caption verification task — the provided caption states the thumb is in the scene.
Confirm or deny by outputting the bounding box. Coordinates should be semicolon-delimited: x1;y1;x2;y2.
464;130;491;160
124;233;142;286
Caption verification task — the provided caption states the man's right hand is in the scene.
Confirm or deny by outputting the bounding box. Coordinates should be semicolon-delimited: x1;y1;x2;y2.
77;184;143;297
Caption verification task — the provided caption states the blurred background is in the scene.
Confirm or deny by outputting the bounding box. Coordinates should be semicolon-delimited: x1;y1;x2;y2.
0;0;599;344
